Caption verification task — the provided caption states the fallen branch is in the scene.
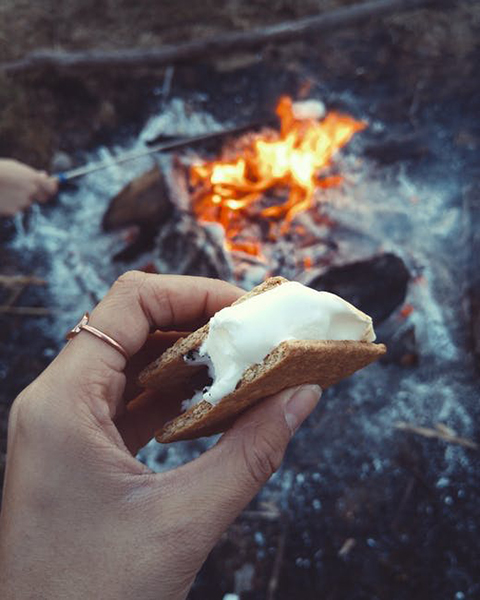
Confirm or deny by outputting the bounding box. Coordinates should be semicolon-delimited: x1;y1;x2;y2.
0;275;46;287
395;421;478;450
2;0;435;74
0;306;51;316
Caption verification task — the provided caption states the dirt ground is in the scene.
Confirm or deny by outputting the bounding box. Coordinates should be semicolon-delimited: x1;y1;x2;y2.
0;0;478;166
0;0;354;165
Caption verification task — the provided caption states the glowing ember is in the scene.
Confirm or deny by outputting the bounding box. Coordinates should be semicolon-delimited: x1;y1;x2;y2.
399;303;414;319
190;96;366;255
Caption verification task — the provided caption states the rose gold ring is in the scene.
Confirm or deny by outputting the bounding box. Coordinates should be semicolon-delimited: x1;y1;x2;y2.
66;312;129;360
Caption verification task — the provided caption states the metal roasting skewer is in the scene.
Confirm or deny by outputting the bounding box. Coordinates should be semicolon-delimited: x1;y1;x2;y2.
55;120;271;183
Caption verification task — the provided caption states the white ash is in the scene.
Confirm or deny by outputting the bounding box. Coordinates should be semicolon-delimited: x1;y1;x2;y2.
6;96;478;518
140;96;228;141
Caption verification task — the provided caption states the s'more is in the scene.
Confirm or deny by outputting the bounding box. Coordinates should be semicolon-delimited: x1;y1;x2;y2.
138;277;386;442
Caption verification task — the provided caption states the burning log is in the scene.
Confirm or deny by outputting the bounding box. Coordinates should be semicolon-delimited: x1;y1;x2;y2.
308;253;410;324
189;96;366;255
1;0;436;74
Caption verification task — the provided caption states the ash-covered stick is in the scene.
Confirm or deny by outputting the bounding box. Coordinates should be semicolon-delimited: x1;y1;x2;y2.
2;0;436;74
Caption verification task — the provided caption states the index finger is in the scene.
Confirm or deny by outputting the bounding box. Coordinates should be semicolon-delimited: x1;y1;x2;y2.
65;272;243;370
49;272;243;417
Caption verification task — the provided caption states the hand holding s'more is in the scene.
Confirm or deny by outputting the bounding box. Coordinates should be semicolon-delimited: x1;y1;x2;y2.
136;276;386;442
0;272;385;600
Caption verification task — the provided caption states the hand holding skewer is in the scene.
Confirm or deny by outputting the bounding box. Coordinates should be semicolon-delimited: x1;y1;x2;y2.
0;158;58;217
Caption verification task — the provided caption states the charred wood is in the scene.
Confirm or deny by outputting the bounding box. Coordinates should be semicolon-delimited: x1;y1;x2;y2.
111;225;160;263
154;214;232;280
308;252;410;324
103;167;174;262
103;167;173;232
363;133;430;165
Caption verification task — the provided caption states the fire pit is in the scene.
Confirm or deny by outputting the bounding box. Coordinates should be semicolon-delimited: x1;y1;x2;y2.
1;3;479;598
189;96;363;252
146;94;370;289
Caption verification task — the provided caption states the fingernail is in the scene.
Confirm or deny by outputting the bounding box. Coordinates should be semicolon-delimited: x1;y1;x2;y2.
284;385;322;436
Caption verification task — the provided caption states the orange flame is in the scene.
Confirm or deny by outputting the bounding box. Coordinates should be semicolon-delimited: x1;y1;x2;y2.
190;96;366;256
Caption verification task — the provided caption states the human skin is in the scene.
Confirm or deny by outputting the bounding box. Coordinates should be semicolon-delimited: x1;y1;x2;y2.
0;158;58;216
0;272;321;600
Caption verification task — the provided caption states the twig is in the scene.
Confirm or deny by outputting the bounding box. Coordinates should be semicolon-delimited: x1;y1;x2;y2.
267;519;288;600
0;306;51;316
243;500;281;521
338;538;356;558
0;275;46;287
394;421;478;450
242;510;281;521
0;275;47;311
1;0;435;74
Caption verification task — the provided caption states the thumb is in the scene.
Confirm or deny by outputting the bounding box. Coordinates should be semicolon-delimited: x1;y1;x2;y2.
167;384;321;543
36;172;58;200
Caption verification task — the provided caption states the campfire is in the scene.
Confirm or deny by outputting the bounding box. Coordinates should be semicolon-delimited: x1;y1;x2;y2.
2;1;479;596
189;96;365;256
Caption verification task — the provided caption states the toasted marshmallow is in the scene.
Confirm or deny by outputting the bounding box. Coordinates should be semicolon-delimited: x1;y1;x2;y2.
186;281;375;407
291;99;326;121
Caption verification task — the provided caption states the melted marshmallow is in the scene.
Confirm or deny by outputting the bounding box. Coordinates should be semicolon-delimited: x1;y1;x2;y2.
187;281;375;407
